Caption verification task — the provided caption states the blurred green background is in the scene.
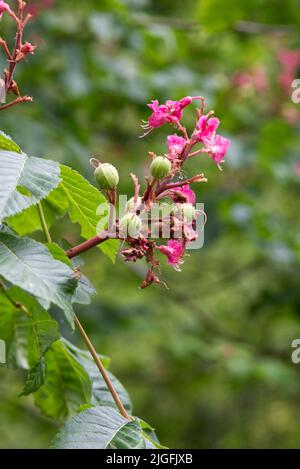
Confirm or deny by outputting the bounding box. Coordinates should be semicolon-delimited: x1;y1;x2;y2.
1;0;300;449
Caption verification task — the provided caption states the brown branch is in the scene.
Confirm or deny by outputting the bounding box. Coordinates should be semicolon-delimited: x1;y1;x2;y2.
156;174;207;197
0;95;32;111
74;315;131;420
65;232;110;259
0;38;12;60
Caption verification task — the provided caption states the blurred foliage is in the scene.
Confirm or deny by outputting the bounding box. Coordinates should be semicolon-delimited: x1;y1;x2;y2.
1;0;300;448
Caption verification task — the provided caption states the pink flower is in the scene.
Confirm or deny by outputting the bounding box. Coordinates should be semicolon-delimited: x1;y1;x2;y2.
167;134;187;158
196;114;220;142
146;96;201;130
157;240;185;271
232;68;268;93
169;184;196;205
0;1;11;17
278;48;300;93
202;134;231;165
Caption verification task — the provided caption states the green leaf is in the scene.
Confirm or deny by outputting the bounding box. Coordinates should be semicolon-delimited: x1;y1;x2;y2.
64;339;132;413
0;150;61;223
46;243;95;305
22;360;46;396
60;165;119;262
0;287;59;369
52;406;162;449
0;232;77;327
34;340;92;421
0;131;21;153
7;184;68;236
51;406;137;449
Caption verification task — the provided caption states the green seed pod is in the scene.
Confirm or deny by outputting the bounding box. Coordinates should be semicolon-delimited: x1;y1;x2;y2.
150;156;171;180
175;203;196;223
94;163;119;190
126;196;142;213
119;213;143;238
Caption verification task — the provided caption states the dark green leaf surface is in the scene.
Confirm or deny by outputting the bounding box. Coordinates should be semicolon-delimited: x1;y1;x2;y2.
0;232;77;327
34;340;92;421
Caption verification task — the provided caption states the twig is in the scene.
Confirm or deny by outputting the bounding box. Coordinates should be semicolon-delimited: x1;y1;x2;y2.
0;96;32;112
37;202;52;244
156;174;207;197
65;232;110;259
74;315;131;420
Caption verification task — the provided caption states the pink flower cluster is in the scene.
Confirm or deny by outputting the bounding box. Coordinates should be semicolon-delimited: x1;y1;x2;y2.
146;96;199;129
120;95;230;280
146;96;230;166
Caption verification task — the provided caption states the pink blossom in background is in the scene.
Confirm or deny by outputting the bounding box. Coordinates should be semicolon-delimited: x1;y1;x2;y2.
196;114;220;142
293;161;300;177
202;134;231;165
278;48;300;94
232;67;268;93
167;134;187;158
146;96;200;129
26;0;55;16
169;184;196;205
157;240;185;271
282;106;300;125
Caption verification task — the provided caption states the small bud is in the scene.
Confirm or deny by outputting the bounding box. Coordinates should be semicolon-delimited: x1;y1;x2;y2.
150;156;171;180
95;163;119;190
126;196;142;213
21;42;36;55
120;213;143;238
175;203;196;223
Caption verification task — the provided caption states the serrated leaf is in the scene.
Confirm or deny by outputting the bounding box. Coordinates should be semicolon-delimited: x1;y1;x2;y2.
64;339;132;413
7;184;68;236
34;340;92;421
62;339;111;368
0;287;60;370
52;406;160;449
0;232;77;327
51;406;131;448
60;165;119;262
46;243;95;305
22;359;46;396
0;131;21;153
0;150;61;223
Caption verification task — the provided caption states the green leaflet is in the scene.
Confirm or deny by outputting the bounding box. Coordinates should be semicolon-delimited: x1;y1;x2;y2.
60;165;119;262
0;131;21;154
51;406;161;449
0;287;60;370
0;232;77;327
63;338;132;413
46;242;96;305
34;340;92;421
0;150;61;223
7;184;68;236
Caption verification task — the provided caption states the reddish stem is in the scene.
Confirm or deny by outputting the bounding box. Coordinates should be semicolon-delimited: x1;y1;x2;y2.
156;174;207;197
66;232;110;259
0;95;32;111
